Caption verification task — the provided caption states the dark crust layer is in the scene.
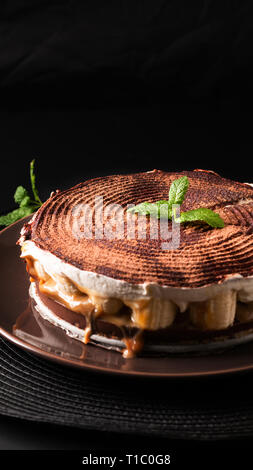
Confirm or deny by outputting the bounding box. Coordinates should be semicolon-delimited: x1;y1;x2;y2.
20;169;253;288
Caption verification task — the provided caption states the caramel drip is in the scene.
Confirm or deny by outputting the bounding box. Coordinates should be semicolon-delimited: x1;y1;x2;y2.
83;326;92;344
25;256;38;281
83;312;94;344
122;329;144;359
79;344;86;360
22;250;253;358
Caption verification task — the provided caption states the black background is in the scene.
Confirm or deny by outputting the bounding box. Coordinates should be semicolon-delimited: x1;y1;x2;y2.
1;0;253;204
1;0;253;202
0;107;252;213
0;0;253;457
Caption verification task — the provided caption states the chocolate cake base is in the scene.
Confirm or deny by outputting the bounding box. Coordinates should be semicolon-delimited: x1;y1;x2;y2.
29;283;253;356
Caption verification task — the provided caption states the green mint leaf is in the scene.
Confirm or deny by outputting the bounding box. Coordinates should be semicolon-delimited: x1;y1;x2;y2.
127;202;161;217
14;186;29;205
168;176;189;206
0;206;34;227
180;208;225;228
1;160;43;228
126;176;225;230
30;159;42;205
20;195;32;207
157;201;173;219
127;201;173;219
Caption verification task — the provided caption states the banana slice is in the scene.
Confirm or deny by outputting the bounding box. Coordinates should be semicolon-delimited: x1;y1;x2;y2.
86;295;123;316
101;298;124;315
189;290;237;330
125;297;178;330
33;260;50;282
236;301;253;323
51;273;79;295
39;277;94;315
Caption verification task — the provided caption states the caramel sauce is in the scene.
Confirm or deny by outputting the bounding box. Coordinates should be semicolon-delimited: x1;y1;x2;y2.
25;256;37;279
122;330;144;359
23;255;135;324
22;252;253;359
83;325;92;344
83;312;94;344
38;277;94;316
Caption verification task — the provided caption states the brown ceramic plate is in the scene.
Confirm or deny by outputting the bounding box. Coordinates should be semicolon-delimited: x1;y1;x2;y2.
1;216;253;378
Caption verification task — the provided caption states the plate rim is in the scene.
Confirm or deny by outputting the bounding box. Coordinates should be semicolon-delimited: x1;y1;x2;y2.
2;325;253;378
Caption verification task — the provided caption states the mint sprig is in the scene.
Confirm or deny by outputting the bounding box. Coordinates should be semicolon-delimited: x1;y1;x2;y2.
127;201;172;218
168;175;189;206
179;208;224;228
30;158;42;205
0;159;43;227
127;176;225;229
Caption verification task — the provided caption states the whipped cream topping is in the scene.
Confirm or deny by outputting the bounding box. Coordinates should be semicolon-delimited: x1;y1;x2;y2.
20;240;253;312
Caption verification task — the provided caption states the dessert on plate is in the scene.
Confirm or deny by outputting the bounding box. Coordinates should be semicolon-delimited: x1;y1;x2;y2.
17;169;253;358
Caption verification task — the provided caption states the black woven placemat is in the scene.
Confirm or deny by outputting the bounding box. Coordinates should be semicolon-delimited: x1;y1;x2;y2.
0;335;253;440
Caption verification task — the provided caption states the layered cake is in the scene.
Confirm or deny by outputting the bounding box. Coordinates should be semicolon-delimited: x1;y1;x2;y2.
17;169;253;357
